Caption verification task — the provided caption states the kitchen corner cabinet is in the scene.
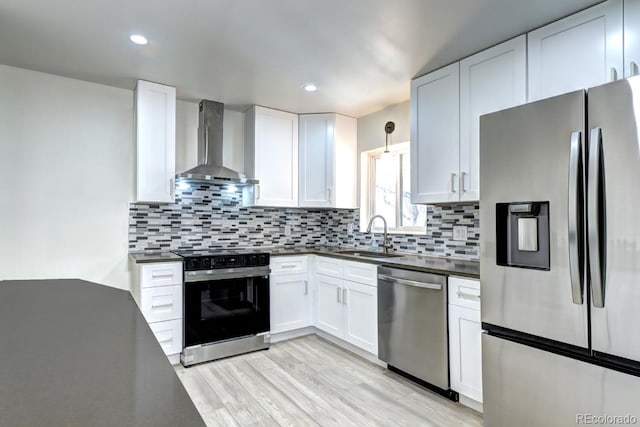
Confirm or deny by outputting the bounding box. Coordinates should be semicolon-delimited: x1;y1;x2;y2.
270;256;312;333
314;258;378;355
298;114;357;208
459;35;527;201
411;36;526;204
624;0;640;77
135;80;177;203
131;261;184;364
528;0;623;101
448;276;482;404
244;106;299;207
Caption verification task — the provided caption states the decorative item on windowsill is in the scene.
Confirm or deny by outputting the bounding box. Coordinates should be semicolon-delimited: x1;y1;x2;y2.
382;121;395;157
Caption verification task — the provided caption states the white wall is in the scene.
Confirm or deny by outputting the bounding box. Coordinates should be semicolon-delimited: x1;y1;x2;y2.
0;65;134;290
356;100;410;201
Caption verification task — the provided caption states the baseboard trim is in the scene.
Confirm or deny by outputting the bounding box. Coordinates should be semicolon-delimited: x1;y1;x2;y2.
458;394;483;413
271;327;315;343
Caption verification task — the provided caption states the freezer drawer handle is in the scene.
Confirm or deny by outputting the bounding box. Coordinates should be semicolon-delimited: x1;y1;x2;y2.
378;274;442;290
588;127;606;308
568;131;585;304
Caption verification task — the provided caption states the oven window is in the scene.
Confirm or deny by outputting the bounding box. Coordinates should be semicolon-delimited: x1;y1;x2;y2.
184;276;270;347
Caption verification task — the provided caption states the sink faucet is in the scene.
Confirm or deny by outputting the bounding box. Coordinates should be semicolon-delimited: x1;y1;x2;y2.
366;215;394;254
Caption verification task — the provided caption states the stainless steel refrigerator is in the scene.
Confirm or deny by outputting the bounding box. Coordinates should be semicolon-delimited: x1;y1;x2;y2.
480;76;640;426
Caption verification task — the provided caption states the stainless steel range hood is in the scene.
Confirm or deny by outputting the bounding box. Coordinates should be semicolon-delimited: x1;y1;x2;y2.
177;100;257;184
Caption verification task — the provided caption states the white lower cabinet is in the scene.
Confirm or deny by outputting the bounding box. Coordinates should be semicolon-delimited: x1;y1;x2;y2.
131;261;184;364
270;273;311;333
315;273;345;337
270;256;312;334
448;276;482;405
344;280;378;355
148;319;182;357
314;257;378;356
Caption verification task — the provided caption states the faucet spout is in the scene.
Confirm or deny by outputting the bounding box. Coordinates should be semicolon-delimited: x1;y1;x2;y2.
366;215;393;254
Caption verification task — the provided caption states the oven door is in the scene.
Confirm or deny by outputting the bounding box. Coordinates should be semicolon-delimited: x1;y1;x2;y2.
184;267;270;348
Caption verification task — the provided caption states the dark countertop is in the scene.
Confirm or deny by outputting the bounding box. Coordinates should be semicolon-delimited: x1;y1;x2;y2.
130;246;479;278
129;251;183;263
269;247;480;279
0;279;204;427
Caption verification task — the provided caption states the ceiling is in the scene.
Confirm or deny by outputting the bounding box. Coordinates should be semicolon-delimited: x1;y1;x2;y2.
0;0;602;117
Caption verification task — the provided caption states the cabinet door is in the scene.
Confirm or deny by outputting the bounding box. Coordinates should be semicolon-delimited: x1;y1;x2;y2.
135;80;176;203
253;107;299;207
449;304;483;403
140;284;183;323
411;63;460;203
315;274;344;338
528;0;623;101
315;256;343;278
299;114;333;207
344;281;378;355
148;319;182;356
624;0;640;77
270;273;310;333
460;36;527;201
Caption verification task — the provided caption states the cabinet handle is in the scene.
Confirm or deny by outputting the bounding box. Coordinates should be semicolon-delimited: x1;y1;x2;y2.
169;177;174;199
459;172;467;193
280;264;297;269
450;173;457;193
304;280;308;295
337;287;341;303
610;67;618;82
343;288;347;305
456;291;480;302
631;62;639;77
327;187;332;201
256;184;261;200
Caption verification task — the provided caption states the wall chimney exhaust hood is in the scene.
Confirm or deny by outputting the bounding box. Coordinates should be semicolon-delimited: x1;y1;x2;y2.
176;100;257;185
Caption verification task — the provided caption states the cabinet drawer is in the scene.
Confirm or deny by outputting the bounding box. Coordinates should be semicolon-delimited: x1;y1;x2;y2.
343;260;377;286
271;256;308;275
140;262;183;288
140;285;183;323
149;319;182;356
449;276;481;310
315;256;343;278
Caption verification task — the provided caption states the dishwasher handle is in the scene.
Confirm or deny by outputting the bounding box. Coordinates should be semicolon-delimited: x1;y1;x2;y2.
378;274;442;290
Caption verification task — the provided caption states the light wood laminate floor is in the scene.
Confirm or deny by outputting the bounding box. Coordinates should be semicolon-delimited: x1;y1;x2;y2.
175;335;483;426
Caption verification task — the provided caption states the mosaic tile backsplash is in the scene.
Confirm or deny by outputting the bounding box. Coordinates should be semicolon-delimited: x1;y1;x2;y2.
129;182;479;260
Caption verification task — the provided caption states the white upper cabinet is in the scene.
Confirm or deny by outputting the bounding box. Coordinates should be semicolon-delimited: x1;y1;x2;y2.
624;0;640;77
528;0;623;101
411;62;460;204
244;106;299;207
298;114;357;208
459;36;527;201
135;80;176;203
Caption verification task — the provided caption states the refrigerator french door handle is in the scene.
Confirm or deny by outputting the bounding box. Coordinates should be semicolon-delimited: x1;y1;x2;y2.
568;131;584;304
588;127;606;308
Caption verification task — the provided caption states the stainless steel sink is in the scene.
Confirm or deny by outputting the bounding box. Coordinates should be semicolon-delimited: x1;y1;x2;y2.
335;250;404;258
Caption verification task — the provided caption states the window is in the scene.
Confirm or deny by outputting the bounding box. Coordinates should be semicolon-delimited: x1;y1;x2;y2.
361;142;426;233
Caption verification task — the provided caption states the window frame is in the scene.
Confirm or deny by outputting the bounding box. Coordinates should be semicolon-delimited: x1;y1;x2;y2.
360;142;426;234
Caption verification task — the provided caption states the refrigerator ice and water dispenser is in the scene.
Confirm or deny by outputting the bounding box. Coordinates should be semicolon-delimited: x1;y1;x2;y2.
496;201;550;270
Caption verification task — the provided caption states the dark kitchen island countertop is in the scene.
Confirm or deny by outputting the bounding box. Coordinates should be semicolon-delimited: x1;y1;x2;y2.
0;279;204;427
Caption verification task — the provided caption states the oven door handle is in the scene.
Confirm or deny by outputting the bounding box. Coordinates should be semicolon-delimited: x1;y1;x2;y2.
185;266;271;282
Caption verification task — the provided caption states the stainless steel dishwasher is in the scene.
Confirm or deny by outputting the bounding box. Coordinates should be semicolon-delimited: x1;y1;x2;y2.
377;266;457;401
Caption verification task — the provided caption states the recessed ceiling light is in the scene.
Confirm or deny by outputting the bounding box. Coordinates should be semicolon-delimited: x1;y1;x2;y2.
129;34;148;45
303;83;317;92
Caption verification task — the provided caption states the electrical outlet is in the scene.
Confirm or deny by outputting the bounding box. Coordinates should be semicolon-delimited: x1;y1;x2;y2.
284;225;292;236
347;223;354;235
453;225;467;241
